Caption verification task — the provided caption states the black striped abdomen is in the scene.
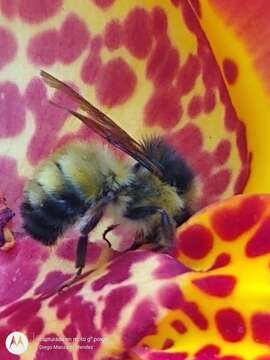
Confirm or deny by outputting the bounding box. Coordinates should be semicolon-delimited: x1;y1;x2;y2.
21;141;129;245
21;165;90;245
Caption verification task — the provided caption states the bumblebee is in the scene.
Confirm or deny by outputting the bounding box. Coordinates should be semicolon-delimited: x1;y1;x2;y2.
21;71;194;290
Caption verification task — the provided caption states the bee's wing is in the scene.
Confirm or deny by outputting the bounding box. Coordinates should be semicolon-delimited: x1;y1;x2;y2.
40;70;163;177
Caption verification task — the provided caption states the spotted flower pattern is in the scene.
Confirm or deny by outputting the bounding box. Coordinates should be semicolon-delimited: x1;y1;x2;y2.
0;0;268;359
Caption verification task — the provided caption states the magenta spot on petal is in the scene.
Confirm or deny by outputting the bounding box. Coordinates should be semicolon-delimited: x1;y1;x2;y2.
25;77;77;165
26;317;44;340
90;35;103;53
150;45;180;88
234;164;251;194
201;52;221;89
55;238;75;261
212;196;265;242
147;35;170;80
224;106;239;131
144;87;182;129
57;238;102;264
195;345;220;358
204;89;216;113
236;121;249;164
188;95;202;118
64;323;77;339
193;275;236;297
19;0;62;23
86;243;102;264
162;338;174;350
178;224;213;259
7;299;41;330
216;308;246;342
251;313;270;345
57;303;70;320
153;257;189;279
246;217;270;257
92;251;151;291
34;271;71;296
0;27;17;70
210;253;231;270
159;284;183;311
68;299;101;357
203;169;231;196
171;319;187;334
122;299;157;347
58;13;90;64
213;140;231;166
151;7;167;37
171;0;181;6
177;54;200;96
154;47;179;87
49;283;84;307
104;20;122;50
223;58;238;85
159;284;208;329
96;57;137;107
190;0;201;17
102;285;137;332
27;29;58;66
0;0;18;19
181;0;200;33
0;298;38;320
25;77;47;112
92;0;115;9
0;236;48;306
81;54;102;85
123;7;152;59
189;150;212;178
167;123;203;158
0;82;25;137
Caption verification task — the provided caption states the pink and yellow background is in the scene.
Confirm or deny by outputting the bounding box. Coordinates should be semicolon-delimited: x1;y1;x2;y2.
0;0;269;359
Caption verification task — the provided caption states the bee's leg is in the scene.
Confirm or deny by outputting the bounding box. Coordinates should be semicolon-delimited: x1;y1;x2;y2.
124;206;174;251
58;210;103;293
58;191;117;293
102;224;119;247
75;234;89;276
159;208;175;246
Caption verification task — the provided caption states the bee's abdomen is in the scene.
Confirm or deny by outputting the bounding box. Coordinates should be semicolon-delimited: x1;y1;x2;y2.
21;141;130;245
21;153;92;245
21;183;88;245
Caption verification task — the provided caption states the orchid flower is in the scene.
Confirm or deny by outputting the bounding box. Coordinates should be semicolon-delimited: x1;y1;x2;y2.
0;1;268;359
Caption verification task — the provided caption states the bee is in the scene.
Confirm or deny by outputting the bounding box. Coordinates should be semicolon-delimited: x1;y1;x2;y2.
21;71;194;290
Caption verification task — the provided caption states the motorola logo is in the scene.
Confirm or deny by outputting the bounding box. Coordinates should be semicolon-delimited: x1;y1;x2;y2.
5;331;29;355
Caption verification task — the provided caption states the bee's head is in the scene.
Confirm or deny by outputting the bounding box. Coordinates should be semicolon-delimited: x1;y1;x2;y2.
138;137;194;195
